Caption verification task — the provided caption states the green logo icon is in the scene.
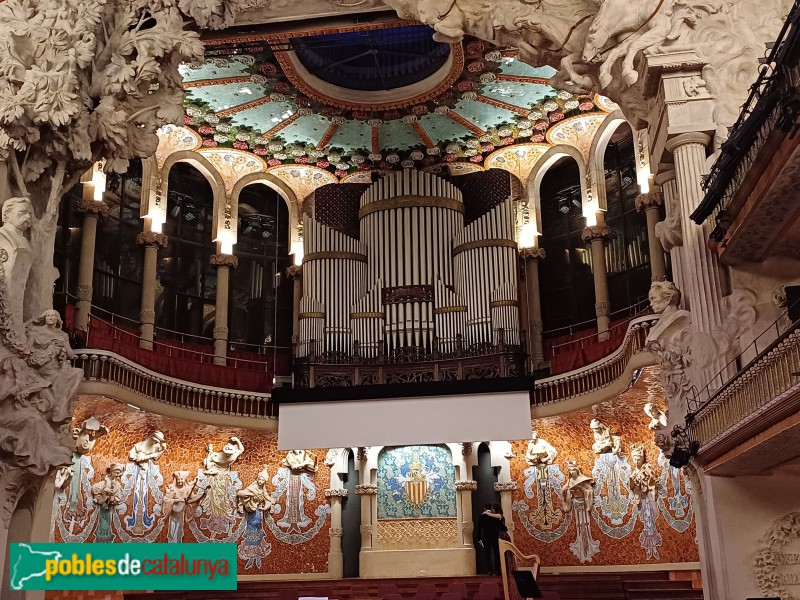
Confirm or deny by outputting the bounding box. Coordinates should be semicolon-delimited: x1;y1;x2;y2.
10;543;237;591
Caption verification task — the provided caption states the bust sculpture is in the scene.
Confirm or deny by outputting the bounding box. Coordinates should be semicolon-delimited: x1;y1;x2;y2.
0;197;34;331
281;449;318;473
129;431;167;465
525;430;558;467
645;280;691;348
563;461;594;511
74;416;109;455
644;403;668;431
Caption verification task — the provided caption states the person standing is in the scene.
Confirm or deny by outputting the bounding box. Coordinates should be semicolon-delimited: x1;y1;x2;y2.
477;503;503;575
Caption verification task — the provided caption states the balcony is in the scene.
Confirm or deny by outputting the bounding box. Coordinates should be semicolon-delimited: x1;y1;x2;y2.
685;313;800;474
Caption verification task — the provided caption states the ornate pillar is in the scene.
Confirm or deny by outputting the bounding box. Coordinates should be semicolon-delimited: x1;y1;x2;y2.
136;231;168;350
355;483;377;552
581;219;612;341
635;191;667;281
325;488;348;579
520;248;545;368
493;481;517;543
287;264;302;342
209;253;238;365
73;197;109;333
665;134;725;334
455;480;477;548
654;166;683;285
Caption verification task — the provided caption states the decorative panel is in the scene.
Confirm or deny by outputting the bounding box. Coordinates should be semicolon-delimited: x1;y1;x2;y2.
377;445;456;519
377;518;458;550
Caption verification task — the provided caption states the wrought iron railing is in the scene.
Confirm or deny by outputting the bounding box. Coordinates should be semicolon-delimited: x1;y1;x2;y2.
532;315;659;405
74;350;276;418
686;317;800;453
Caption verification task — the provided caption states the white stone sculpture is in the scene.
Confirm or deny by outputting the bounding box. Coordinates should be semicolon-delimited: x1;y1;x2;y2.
129;431;167;466
55;416;109;491
644;403;668;431
589;419;621;455
628;445;658;503
91;463;125;507
163;470;195;543
562;460;594;511
237;466;274;514
203;437;245;474
0;198;34;331
525;430;558;467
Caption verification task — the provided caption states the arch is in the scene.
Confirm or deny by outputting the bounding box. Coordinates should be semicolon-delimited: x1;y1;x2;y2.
161;150;227;246
231;172;300;253
527;144;586;236
588;110;629;211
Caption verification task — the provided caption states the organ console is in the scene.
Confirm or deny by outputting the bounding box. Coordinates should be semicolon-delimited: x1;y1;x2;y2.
297;169;520;360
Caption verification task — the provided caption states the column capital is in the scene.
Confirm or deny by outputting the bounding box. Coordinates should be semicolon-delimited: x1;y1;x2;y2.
355;484;377;496
581;224;611;244
595;301;610;317
654;166;677;186
665;132;712;153
493;481;517;492
455;480;478;491
329;527;344;538
209;253;238;269
78;198;110;219
136;231;168;248
520;247;546;261
325;488;349;498
287;264;303;279
635;191;664;212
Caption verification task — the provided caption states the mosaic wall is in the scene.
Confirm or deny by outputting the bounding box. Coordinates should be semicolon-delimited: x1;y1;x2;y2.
510;368;698;566
377;445;457;519
51;396;331;575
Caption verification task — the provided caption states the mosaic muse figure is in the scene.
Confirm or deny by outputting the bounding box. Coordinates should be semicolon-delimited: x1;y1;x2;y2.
275;450;318;532
237;466;274;568
55;417;109;523
163;471;195;544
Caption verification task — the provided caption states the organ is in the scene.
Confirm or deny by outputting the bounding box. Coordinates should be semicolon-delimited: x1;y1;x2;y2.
297;169;520;361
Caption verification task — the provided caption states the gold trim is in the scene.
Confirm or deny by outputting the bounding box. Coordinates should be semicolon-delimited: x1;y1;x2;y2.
434;306;467;314
453;239;517;255
299;311;325;319
490;299;519;308
359;195;463;218
303;251;368;263
350;312;384;319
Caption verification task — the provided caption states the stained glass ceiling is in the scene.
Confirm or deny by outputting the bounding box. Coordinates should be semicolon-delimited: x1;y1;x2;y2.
180;24;606;176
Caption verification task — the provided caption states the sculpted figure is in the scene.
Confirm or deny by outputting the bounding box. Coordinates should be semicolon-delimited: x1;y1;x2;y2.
525;430;558;467
629;445;658;503
204;436;244;474
0;197;34;332
237;467;274;514
644;403;668;431
129;431;167;465
91;463;124;507
562;460;594;511
163;470;195;543
55;417;109;521
589;419;620;455
281;449;318;473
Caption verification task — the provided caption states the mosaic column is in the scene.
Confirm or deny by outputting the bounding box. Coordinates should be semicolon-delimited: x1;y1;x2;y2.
455;480;477;548
287;265;303;343
636;191;667;281
581;220;612;341
136;231;168;350
74;197;109;333
210;253;238;365
325;488;348;579
520;248;546;368
494;481;517;543
355;484;377;552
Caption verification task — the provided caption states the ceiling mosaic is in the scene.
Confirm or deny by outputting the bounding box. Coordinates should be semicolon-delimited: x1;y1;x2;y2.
180;24;610;177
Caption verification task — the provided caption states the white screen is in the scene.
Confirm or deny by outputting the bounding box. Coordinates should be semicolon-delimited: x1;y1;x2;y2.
277;390;532;449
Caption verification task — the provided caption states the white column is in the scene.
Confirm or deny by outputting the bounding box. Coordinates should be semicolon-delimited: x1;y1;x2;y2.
73;198;108;332
455;480;477;547
665;133;725;334
494;481;517;543
654;166;683;285
581;218;612;341
136;229;168;349
635;192;667;281
325;488;347;579
355;483;376;553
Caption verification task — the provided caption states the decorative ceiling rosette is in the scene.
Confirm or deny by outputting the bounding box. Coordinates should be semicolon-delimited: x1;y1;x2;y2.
179;23;608;175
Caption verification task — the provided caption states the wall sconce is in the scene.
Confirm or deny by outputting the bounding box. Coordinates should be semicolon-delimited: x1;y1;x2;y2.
518;222;540;249
290;240;304;266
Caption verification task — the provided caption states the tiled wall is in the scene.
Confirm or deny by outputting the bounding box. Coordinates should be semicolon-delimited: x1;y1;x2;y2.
509;369;698;566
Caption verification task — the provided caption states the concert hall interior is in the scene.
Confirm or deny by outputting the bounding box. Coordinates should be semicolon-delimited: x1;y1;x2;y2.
2;1;800;599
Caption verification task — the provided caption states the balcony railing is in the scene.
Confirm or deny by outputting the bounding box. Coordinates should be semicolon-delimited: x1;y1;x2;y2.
294;329;526;387
686;317;800;457
74;350;276;418
532;315;659;405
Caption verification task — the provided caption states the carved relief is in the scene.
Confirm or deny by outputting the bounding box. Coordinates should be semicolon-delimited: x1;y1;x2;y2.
754;511;800;600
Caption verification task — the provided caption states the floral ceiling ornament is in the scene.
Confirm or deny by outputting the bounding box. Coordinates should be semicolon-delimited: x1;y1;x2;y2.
266;165;338;201
199;148;267;196
155;125;202;170
484;143;550;187
546;114;608;162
